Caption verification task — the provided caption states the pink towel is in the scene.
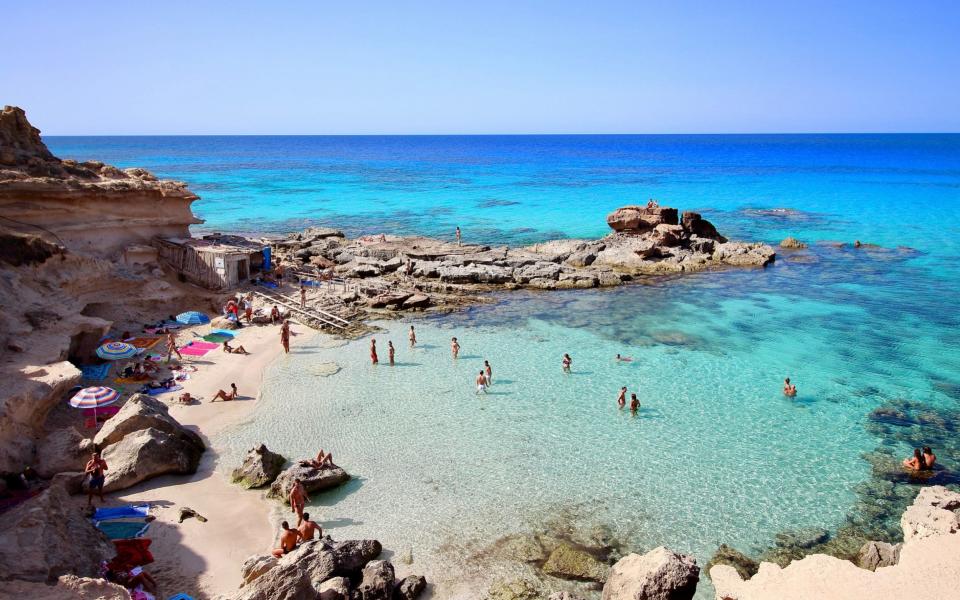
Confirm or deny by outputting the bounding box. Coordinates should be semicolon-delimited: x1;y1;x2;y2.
188;341;221;350
178;345;211;357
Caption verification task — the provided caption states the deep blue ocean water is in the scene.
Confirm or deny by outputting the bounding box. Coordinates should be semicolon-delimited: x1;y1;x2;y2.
45;135;960;597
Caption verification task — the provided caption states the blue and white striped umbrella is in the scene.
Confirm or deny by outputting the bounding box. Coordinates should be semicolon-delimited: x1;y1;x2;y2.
176;311;210;325
96;341;138;360
69;386;120;409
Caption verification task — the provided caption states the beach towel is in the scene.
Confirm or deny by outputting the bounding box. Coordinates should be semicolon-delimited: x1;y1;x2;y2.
81;364;111;381
115;375;152;384
202;333;232;343
178;345;211;357
94;505;150;520
97;520;151;540
167;594;195;600
111;538;154;569
212;329;237;337
144;384;183;396
126;337;162;350
258;280;278;288
188;341;220;350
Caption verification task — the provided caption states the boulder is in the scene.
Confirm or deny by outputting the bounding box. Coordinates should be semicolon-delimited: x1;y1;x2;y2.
234;563;315;600
607;206;678;232
705;544;759;580
3;575;132;600
541;542;609;582
241;554;279;585
319;576;352;600
0;476;114;582
327;537;383;572
347;263;381;278
779;236;807;249
686;236;715;255
601;547;699;600
901;485;960;543
438;263;514;284
35;426;92;478
232;444;287;489
712;242;776;267
355;559;395;600
94;393;204;451
654;224;685;247
101;427;205;492
394;575;427;600
401;294;431;309
267;463;351;500
680;212;724;241
211;315;241;330
856;541;901;571
565;248;600;267
279;540;339;586
367;293;412;309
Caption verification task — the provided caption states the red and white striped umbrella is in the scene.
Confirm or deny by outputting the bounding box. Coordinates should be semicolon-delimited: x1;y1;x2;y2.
69;386;120;409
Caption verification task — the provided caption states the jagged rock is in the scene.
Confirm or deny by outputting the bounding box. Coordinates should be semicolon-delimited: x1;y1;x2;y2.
242;555;279;585
94;393;204;451
654;223;685;246
597;270;628;287
319;576;352;600
712;242;776;267
438;263;514;284
601;547;699;600
3;574;132;600
267;463;351;500
680;211;724;241
0;105;55;164
231;444;287;489
514;261;562;283
402;294;431;309
607;205;678;232
101;427;204;492
0;475;113;582
706;544;759;580
901;485;960;542
411;260;441;278
541;542;609;582
394;575;426;600
687;236;715;255
524;239;591;263
565;248;599;267
856;541;901;571
780;236;807;249
234;563;315;600
355;559;395;600
35;426;92;478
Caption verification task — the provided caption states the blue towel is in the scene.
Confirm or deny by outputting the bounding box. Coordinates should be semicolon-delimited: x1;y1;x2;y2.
212;329;236;337
167;594;195;600
96;520;150;540
93;505;150;520
81;364;111;381
259;281;278;289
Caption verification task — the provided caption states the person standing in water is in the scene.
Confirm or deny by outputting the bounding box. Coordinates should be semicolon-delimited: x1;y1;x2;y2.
476;370;488;394
562;353;572;372
484;360;493;385
451;337;460;359
289;478;308;521
783;377;797;397
280;320;290;354
388;341;395;366
630;393;640;412
617;387;627;408
370;339;378;365
456;226;462;246
408;325;417;348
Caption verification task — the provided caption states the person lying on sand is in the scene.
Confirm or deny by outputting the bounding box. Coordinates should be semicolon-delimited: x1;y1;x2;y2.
289;478;309;521
903;448;927;471
211;383;238;402
222;341;250;355
616;354;633;362
271;521;301;557
783;377;797;397
299;512;322;538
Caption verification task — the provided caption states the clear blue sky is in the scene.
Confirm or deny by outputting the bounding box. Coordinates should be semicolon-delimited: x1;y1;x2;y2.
3;0;958;134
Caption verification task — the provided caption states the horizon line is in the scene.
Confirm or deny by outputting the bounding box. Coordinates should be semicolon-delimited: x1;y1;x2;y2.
42;131;960;138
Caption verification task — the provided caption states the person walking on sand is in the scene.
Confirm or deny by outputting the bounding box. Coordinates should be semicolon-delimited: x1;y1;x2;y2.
408;325;417;348
280;320;290;354
289;478;309;521
388;341;395;366
243;297;253;323
562;353;572;372
484;360;493;385
370;339;379;365
166;330;182;363
271;521;301;557
298;512;322;540
476;370;488;394
456;226;462;246
617;386;627;408
84;450;108;507
630;393;640;412
451;337;460;359
300;285;307;309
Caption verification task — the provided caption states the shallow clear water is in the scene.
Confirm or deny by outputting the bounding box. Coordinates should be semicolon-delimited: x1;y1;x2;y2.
45;134;960;597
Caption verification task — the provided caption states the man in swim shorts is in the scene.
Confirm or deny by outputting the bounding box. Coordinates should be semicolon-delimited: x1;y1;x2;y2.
271;521;301;557
84;451;108;506
476;370;488;394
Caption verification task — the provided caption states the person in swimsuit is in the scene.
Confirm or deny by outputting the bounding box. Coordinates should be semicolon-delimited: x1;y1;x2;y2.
300;285;307;308
271;305;281;324
388;341;395;366
617;387;627;407
280;320;290;354
903;448;928;471
409;325;417;348
451;337;460;359
289;478;309;521
308;449;334;468
629;393;640;412
166;331;182;363
244;298;253;323
222;341;250;355
370;339;379;365
922;447;937;470
562;353;572;372
484;360;493;385
616;354;632;362
84;451;108;507
298;512;322;540
212;383;238;402
456;226;462;246
783;377;797;397
271;521;301;557
476;371;488;394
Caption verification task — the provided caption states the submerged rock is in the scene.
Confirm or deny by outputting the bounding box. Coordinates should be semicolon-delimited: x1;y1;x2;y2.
779;236;808;249
601;547;699;600
231;443;287;489
487;578;546;600
394;575;427;600
706;544;759;580
541;542;609;583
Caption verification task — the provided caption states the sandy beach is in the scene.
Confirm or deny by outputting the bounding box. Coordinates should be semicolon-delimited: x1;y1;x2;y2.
106;319;315;599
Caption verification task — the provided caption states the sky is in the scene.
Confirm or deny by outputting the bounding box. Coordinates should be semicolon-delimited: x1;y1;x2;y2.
2;0;959;134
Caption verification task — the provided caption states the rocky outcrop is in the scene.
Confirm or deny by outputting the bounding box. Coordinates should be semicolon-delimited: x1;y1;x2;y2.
779;237;807;249
901;485;960;542
607;205;679;232
101;427;205;492
231;443;287;489
2;574;132;600
706;544;759;580
0;475;114;583
266;463;350;500
94;393;203;449
355;560;395;600
34;425;92;478
856;541;901;571
394;575;427;600
318;576;352;600
601;547;699;600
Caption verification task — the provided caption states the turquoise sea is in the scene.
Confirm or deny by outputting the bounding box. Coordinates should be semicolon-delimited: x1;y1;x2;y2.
47;135;960;597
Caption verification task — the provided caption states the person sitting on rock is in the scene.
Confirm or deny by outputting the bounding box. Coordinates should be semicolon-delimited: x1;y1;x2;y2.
305;449;334;468
222;341;250;355
211;383;238;402
903;448;927;471
922;447;937;470
783;377;797;397
271;521;301;557
298;512;321;538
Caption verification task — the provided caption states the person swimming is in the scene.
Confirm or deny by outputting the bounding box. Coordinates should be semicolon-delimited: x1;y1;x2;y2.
783;377;797;397
476;371;488;394
616;354;633;362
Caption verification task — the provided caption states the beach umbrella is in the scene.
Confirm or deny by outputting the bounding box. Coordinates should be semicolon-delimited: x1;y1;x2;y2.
69;386;120;423
176;311;210;325
96;341;138;360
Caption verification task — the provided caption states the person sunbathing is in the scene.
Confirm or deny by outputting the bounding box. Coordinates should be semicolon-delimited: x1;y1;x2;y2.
304;449;334;468
178;392;195;404
222;341;250;355
212;383;238;402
